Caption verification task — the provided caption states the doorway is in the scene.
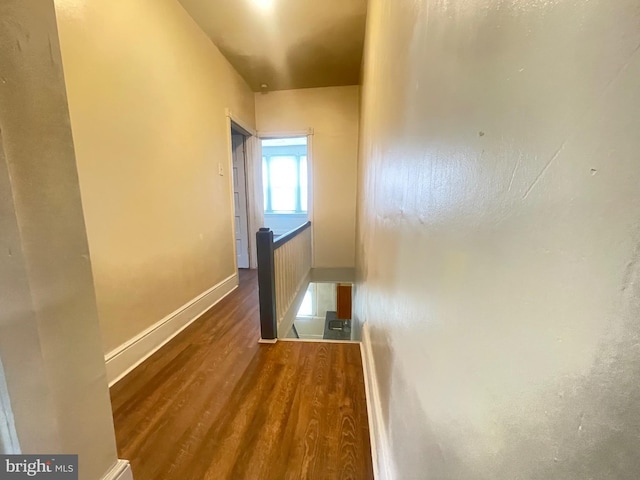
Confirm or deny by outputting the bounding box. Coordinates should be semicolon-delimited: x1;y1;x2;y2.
231;126;250;269
260;136;309;237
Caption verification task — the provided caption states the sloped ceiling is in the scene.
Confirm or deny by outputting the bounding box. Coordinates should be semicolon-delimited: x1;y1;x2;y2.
178;0;367;92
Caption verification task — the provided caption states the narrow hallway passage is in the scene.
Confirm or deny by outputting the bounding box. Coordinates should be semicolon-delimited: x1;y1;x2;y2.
109;270;373;480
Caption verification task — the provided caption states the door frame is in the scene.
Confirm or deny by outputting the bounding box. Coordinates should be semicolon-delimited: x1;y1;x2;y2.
231;130;250;269
225;109;262;270
257;128;315;267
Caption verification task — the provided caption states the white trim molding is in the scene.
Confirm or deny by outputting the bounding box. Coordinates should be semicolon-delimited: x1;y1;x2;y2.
280;338;355;344
245;134;263;269
361;323;393;480
102;460;133;480
257;128;314;138
226;108;261;269
105;273;238;386
306;134;315;266
225;108;256;137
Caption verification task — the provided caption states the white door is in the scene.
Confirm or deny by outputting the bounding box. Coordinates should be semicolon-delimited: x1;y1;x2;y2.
232;133;250;268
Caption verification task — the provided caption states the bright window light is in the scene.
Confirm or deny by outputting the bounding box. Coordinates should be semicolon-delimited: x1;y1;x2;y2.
262;138;308;214
298;286;315;317
262;137;307;147
252;0;273;10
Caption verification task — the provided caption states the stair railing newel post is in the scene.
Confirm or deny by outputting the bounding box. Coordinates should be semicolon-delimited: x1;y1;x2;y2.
256;227;277;340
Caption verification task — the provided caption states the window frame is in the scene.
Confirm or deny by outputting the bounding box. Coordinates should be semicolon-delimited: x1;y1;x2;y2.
262;143;308;215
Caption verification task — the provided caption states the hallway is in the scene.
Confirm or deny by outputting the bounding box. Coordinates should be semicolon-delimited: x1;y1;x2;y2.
2;1;639;478
109;270;373;480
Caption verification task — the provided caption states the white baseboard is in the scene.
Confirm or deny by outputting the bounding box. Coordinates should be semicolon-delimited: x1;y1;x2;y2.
280;337;354;344
102;460;133;480
361;323;393;480
105;273;238;386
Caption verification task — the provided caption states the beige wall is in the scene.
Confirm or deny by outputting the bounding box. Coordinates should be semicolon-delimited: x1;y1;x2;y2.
316;282;337;318
357;0;640;478
255;86;359;268
0;1;118;476
54;0;256;353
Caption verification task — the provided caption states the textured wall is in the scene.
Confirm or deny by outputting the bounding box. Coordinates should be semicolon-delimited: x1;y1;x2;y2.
356;0;640;478
0;1;118;476
256;86;360;268
54;0;256;353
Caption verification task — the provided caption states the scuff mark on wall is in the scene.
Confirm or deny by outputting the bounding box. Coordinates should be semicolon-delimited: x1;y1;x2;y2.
522;38;640;202
621;240;640;294
48;36;55;65
522;140;567;200
507;154;522;193
356;0;640;478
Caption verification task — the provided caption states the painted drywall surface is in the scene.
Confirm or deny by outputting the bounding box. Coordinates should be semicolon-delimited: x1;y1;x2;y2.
54;0;256;353
255;86;359;268
0;108;59;458
356;0;640;478
316;282;337;318
0;1;118;476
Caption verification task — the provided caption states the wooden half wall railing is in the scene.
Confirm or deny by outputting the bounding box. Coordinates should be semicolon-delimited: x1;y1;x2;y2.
256;221;312;340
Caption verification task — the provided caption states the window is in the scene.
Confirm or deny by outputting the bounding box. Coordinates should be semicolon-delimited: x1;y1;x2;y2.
262;137;308;214
297;284;316;317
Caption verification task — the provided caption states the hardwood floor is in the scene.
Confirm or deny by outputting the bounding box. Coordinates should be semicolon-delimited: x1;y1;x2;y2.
110;270;374;480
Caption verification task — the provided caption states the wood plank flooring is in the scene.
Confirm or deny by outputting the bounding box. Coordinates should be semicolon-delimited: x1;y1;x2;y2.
110;269;373;480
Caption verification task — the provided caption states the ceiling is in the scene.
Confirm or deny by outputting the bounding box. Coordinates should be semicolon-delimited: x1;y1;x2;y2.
178;0;368;92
